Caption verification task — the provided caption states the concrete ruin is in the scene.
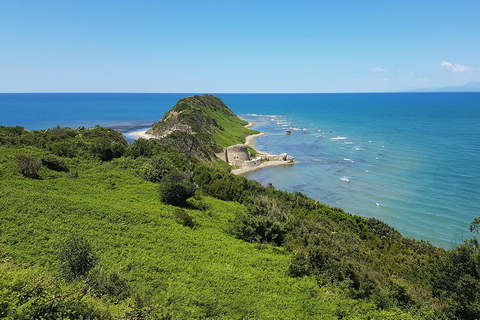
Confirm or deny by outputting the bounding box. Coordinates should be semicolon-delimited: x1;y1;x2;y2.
216;144;294;169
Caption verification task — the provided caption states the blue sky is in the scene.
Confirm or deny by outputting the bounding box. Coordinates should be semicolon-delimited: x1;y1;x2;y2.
1;0;479;93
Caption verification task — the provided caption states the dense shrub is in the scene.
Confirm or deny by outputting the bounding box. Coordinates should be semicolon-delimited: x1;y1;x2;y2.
366;217;401;240
143;154;177;183
68;170;79;178
232;212;286;246
204;178;246;201
386;279;415;309
18;155;42;178
58;234;98;280
19;293;104;320
288;253;311;277
89;141;126;161
88;269;131;301
126;137;166;158
159;175;196;207
42;155;68;172
173;208;197;228
50;140;78;158
433;239;480;319
1;125;128;161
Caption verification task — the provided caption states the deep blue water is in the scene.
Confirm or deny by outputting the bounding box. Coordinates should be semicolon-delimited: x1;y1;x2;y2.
1;93;479;248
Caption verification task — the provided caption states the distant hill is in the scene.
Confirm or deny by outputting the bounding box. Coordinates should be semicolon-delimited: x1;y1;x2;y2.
411;81;480;92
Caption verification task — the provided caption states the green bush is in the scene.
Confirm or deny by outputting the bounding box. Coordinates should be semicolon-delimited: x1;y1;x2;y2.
88;269;131;301
159;175;196;207
19;293;104;320
68;170;79;178
50;141;78;158
288;253;311;277
58;234;98;280
42;155;68;172
232;212;286;246
18;155;42;178
126;138;164;158
173;208;197;228
89;141;126;161
433;239;480;319
143;155;177;183
366;217;401;240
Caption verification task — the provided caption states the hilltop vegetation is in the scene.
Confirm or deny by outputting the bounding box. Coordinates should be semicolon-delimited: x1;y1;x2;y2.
148;94;258;154
1;95;480;319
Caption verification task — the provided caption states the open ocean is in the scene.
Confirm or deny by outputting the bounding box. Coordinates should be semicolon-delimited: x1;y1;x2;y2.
1;93;479;248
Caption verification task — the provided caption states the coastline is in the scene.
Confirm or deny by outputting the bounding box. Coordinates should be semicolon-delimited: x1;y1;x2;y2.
242;120;268;152
231;121;295;175
231;159;294;175
245;132;268;148
126;129;156;140
125;120;295;176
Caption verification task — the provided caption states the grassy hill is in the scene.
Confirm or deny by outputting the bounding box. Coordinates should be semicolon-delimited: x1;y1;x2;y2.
148;94;258;153
1;96;480;319
0;152;417;319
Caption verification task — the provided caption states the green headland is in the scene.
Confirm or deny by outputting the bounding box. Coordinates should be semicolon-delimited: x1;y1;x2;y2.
1;95;480;319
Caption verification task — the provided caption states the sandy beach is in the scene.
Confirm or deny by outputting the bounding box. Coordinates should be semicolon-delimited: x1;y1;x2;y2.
243;122;267;152
245;132;267;148
127;130;156;140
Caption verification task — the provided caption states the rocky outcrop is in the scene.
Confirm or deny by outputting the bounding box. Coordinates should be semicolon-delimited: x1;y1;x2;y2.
262;153;294;162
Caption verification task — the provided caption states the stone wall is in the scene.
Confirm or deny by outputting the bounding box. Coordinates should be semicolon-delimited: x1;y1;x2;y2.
242;159;262;167
262;153;294;162
216;144;294;169
224;144;250;162
215;149;228;162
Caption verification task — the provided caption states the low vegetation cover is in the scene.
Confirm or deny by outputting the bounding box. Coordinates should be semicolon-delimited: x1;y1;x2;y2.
1;95;480;319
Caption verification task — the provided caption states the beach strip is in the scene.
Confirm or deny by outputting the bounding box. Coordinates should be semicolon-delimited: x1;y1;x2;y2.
126;130;156;140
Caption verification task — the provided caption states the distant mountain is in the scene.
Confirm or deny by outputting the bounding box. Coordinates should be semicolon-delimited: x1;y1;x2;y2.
411;81;480;92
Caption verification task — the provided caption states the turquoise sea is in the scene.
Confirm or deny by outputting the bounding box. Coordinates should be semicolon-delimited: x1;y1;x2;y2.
1;93;479;248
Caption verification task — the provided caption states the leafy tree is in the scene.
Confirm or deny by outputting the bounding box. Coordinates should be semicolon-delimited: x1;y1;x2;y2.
164;128;206;183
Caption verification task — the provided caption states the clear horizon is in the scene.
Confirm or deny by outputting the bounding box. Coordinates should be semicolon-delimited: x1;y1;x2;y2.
1;1;479;93
2;90;480;94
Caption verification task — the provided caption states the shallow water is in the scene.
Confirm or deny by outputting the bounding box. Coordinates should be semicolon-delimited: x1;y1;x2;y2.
226;93;480;248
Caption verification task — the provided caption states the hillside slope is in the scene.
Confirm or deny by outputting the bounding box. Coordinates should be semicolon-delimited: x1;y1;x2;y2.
0;129;417;319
